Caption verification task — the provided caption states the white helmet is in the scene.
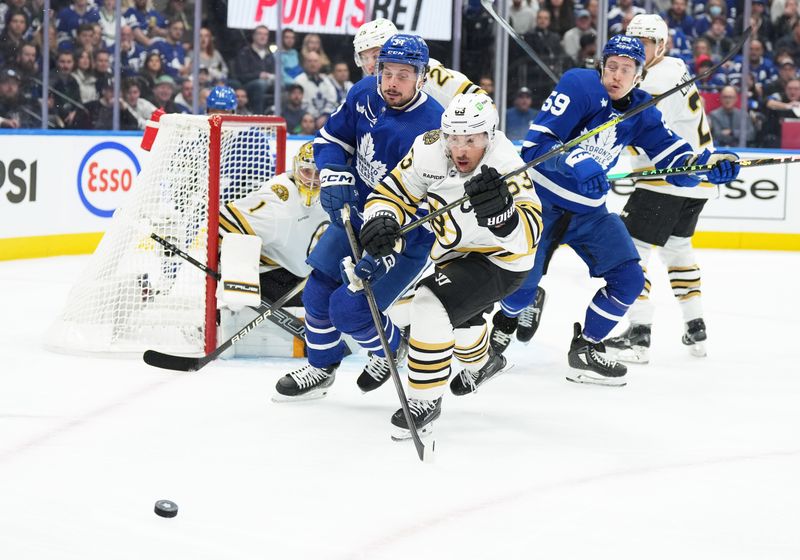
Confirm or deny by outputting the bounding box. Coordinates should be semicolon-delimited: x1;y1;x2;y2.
353;18;398;67
441;93;498;142
627;14;669;45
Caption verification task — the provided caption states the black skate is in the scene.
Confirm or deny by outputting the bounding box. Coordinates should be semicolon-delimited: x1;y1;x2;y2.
390;397;442;441
356;336;408;393
517;287;546;343
272;363;337;402
490;310;518;354
566;323;627;387
450;350;511;396
604;323;652;364
682;318;707;357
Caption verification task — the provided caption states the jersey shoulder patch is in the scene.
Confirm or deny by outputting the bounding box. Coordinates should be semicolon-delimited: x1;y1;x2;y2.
423;129;441;145
271;183;289;201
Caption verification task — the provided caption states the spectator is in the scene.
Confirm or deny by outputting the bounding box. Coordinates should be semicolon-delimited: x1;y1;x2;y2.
56;0;99;50
575;31;597;68
123;0;167;47
86;77;138;129
280;28;302;83
478;75;495;98
775;20;800;66
196;26;228;83
139;51;164;100
0;68;36;128
694;54;727;92
763;77;800;146
524;9;566;61
1;9;30;63
93;49;111;79
281;83;306;133
585;0;600;30
663;0;695;38
150;73;186;114
737;0;774;50
505;86;538;141
562;9;595;62
775;0;799;40
10;43;39;104
608;0;645;35
0;0;33;37
669;26;694;66
300;33;330;71
173;77;193;112
703;16;734;61
293;50;337;128
709;85;756;146
765;55;798;97
163;0;193;48
33;23;59;72
235;87;252;115
509;0;538;35
694;0;732;37
150;19;188;78
543;0;574;37
121;77;156;128
330;61;352;104
116;25;145;76
230;25;275;114
72;47;97;103
298;111;316;135
50;50;89;128
97;0;118;47
727;39;777;95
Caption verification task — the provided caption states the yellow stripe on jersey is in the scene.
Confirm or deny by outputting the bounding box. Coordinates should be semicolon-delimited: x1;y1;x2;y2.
373;181;419;216
364;196;407;224
219;213;242;234
387;168;423;206
226;205;257;236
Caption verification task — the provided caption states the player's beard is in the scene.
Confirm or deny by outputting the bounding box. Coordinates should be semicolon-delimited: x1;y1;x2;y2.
382;86;414;109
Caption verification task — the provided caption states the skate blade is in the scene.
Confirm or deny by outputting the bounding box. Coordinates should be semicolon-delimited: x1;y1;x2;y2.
606;346;649;364
688;342;707;358
391;423;434;442
566;373;627;387
271;388;331;403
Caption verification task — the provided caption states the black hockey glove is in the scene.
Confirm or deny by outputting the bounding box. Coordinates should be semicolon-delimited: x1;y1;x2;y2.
359;211;401;258
464;165;518;234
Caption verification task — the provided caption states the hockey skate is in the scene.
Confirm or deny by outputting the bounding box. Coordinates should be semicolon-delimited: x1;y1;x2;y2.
356;336;409;393
450;350;511;396
604;323;651;364
682;318;707;357
566;323;627;387
390;397;442;441
272;363;337;402
516;287;546;343
489;310;517;354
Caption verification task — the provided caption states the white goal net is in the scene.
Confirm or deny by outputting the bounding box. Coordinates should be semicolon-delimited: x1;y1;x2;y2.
47;114;287;356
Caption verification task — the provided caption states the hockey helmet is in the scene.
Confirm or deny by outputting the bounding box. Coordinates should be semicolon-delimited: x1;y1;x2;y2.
292;141;320;207
602;35;646;73
206;85;237;112
440;93;498;152
627;14;669;61
377;34;429;75
353;18;398;71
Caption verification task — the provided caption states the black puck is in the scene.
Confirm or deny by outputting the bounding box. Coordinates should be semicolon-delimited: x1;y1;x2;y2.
154;499;178;518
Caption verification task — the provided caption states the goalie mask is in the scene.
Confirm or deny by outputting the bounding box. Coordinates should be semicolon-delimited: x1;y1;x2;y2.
440;93;498;156
292;141;320;206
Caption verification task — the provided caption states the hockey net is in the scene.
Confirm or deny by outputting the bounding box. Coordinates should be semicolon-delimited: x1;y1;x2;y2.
47;114;287;356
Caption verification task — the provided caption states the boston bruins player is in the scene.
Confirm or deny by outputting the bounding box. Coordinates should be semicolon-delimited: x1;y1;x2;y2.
345;93;542;438
352;18;485;107
605;14;726;362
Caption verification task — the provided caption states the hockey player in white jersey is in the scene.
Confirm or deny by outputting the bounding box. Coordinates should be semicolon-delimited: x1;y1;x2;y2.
604;14;724;362
344;93;542;438
353;18;485;107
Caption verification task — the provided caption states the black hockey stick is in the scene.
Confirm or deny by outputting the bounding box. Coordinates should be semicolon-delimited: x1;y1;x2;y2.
398;26;752;237
608;154;800;182
143;278;307;372
150;233;307;341
480;0;559;84
341;206;434;463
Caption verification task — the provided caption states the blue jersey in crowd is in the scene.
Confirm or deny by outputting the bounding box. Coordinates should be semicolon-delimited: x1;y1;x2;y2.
56;5;100;48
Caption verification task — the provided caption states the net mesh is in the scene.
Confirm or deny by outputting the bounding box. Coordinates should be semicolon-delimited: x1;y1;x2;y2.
47;114;285;356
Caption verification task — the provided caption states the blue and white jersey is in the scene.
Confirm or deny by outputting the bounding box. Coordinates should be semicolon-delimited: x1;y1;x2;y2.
149;38;186;78
56;4;100;47
313;76;445;211
521;68;695;214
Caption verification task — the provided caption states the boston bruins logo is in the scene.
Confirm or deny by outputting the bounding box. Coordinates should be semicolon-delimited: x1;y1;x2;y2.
271;183;289;201
423;129;441;145
427;192;462;250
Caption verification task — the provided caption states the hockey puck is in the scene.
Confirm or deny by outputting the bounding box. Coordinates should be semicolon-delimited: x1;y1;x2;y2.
154;499;178;518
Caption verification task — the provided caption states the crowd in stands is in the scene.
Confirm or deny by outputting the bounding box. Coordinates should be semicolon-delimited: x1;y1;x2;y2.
0;0;798;146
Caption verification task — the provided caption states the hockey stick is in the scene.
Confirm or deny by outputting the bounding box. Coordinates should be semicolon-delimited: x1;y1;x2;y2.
480;0;559;84
341;206;434;463
150;233;307;341
143;277;307;372
607;154;800;182
397;27;752;237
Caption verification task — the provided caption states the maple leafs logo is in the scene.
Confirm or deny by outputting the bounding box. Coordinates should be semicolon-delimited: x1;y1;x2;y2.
578;126;624;169
356;132;388;187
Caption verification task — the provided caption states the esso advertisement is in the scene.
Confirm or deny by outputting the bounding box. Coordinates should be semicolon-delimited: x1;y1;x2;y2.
77;142;141;218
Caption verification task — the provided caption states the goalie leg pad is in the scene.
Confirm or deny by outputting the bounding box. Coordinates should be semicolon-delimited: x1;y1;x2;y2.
217;233;262;311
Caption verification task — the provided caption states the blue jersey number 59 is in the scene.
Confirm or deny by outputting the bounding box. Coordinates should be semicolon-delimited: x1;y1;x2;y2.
541;92;570;116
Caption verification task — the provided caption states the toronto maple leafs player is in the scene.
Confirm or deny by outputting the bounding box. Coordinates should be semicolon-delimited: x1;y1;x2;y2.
603;14;725;362
352;18;485;108
485;35;739;387
343;93;542;437
272;34;444;401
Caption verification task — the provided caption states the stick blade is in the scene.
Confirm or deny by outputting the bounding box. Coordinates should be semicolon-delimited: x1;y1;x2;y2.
422;439;436;463
143;349;204;372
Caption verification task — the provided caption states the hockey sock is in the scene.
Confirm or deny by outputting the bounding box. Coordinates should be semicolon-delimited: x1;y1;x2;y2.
453;323;490;371
348;313;401;358
662;236;703;322
407;286;455;401
584;259;643;342
304;311;345;368
627;238;654;325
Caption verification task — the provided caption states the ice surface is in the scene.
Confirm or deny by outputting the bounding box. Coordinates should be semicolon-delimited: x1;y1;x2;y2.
0;248;797;559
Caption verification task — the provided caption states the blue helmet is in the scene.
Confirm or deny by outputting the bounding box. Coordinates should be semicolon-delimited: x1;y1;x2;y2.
378;33;429;74
602;35;646;70
206;85;237;112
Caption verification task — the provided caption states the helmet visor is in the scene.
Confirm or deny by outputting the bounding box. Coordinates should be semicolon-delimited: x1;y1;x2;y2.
443;132;490;151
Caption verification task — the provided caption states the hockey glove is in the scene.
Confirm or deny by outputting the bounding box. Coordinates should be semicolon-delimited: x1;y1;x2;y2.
340;253;396;295
697;149;740;184
666;153;701;187
360;211;401;258
464;165;518;234
557;148;609;195
320;165;359;225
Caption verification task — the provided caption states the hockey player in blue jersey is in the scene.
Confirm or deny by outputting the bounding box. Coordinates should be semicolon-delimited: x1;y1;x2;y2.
273;34;444;401
484;35;740;386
